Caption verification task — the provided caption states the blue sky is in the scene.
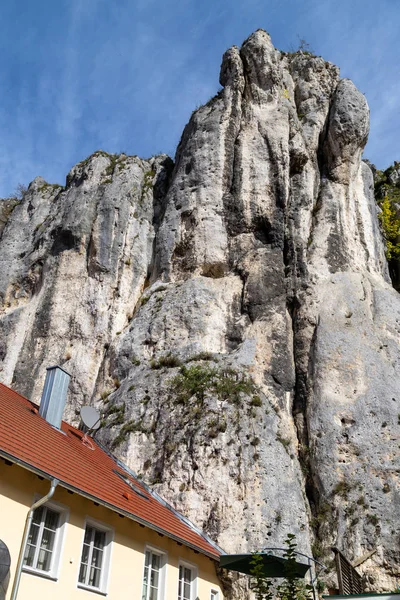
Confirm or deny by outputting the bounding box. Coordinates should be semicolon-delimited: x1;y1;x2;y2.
0;0;399;197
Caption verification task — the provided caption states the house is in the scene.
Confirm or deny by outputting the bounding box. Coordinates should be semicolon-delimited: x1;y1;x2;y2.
0;367;224;600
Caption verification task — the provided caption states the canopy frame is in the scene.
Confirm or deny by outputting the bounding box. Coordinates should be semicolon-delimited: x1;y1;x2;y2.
220;546;326;600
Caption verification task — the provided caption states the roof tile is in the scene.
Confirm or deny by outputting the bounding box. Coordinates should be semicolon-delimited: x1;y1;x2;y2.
0;383;221;559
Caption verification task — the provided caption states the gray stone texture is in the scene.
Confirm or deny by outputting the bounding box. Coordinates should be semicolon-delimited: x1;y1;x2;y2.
0;30;398;596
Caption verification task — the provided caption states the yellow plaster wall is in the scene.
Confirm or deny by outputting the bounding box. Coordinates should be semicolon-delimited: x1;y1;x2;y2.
0;459;223;600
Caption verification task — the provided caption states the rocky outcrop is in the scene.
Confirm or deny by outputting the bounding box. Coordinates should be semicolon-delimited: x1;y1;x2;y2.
1;30;399;595
0;152;173;414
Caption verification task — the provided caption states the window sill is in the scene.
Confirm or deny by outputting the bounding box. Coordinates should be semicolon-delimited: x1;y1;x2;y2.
22;566;58;581
78;584;108;596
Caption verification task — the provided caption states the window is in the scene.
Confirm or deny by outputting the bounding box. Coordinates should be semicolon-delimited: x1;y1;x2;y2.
78;520;113;594
23;500;68;579
142;548;166;600
211;590;219;600
178;562;197;600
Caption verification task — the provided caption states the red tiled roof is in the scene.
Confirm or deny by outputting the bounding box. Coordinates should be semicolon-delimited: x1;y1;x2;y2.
0;382;221;560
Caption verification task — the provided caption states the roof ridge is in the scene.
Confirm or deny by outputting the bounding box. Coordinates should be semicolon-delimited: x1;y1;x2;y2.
112;452;226;556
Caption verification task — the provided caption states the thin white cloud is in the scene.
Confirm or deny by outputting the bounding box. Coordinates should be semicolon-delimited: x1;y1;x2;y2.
0;0;399;196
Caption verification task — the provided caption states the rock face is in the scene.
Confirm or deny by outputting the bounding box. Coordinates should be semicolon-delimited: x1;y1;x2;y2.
1;30;399;595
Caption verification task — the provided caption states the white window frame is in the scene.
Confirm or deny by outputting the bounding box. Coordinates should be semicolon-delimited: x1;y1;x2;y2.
177;559;198;600
211;590;220;600
77;517;114;595
142;545;167;600
22;496;69;581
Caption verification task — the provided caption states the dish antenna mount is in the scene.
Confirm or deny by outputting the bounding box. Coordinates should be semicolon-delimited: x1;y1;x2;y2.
79;406;101;451
80;406;101;432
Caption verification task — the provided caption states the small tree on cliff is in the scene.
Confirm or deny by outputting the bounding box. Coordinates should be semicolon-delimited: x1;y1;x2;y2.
378;195;400;260
250;534;313;600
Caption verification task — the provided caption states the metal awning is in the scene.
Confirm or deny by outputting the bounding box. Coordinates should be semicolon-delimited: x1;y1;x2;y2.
220;553;310;578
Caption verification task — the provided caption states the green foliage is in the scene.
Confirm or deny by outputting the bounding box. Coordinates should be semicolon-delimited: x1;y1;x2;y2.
150;353;182;369
250;534;313;600
311;540;324;560
374;163;400;273
111;419;148;448
276;434;291;451
169;364;257;405
76;150;113;170
332;480;352;498
140;169;156;202
186;351;218;362
103;154;118;178
367;513;379;526
250;553;274;600
378;195;400;260
143;169;156;190
250;395;262;407
38;182;63;194
310;502;332;529
102;402;126;427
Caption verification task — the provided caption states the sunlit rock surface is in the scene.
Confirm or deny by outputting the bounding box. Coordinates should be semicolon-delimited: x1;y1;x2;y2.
1;30;398;596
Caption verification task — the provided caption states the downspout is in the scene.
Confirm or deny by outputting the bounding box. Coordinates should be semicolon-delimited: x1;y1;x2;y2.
10;478;58;600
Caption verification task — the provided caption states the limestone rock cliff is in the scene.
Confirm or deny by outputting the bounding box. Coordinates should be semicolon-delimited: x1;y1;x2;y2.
1;30;399;595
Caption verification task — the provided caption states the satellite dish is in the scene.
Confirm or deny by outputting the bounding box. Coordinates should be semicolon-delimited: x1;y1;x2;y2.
80;406;101;431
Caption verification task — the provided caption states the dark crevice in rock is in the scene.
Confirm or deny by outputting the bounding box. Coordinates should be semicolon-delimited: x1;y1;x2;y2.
291;303;320;515
152;157;174;231
316;85;336;181
222;89;246;241
51;228;79;256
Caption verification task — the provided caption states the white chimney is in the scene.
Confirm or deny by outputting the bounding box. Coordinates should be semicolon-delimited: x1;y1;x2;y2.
39;366;71;429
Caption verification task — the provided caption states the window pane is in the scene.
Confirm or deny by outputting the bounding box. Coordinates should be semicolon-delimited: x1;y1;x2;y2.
44;508;59;531
142;582;148;600
80;525;109;590
178;566;192;600
149;586;158;600
150;566;159;588
151;553;160;570
32;506;44;525
41;528;56;552
143;565;149;584
81;543;90;565
178;578;182;600
27;522;40;547
184;581;191;599
94;530;106;550
143;551;162;600
89;566;101;588
91;547;103;569
23;544;36;567
84;526;93;544
79;562;87;584
37;548;52;572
